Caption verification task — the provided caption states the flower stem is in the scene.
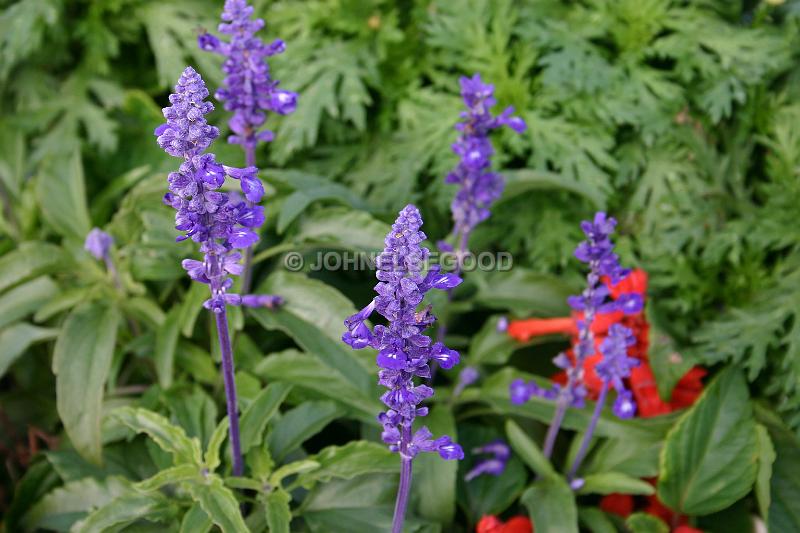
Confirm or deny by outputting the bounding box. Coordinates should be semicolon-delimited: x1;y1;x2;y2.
543;392;570;459
391;426;414;533
214;306;244;476
240;143;257;294
567;381;608;481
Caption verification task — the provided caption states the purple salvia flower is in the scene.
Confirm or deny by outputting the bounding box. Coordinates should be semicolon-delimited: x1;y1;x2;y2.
199;0;297;152
445;74;525;257
465;439;511;481
452;366;479;399
85;228;122;289
509;212;642;461
199;0;297;293
155;66;281;476
342;205;464;533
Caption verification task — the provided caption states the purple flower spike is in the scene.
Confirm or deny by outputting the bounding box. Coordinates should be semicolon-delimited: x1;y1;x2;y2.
199;0;297;151
156;68;285;476
342;205;464;533
446;74;526;253
465;439;511;481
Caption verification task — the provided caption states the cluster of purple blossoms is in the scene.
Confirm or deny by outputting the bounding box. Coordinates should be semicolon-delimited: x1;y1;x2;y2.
342;205;464;461
199;0;297;152
155;66;281;312
464;440;510;481
443;74;526;254
510;213;643;419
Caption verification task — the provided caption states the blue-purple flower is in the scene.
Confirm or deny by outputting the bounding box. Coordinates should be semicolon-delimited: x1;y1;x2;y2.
509;212;642;418
445;74;526;252
465;440;511;481
199;0;297;151
84;228;113;261
342;205;464;461
155;66;278;311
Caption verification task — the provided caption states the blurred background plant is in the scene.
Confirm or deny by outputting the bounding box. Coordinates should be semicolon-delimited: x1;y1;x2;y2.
1;0;800;531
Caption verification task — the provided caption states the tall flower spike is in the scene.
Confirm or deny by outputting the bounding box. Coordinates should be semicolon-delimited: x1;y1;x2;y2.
199;0;298;292
155;67;281;476
509;212;642;460
436;74;525;346
445;73;525;260
342;205;464;533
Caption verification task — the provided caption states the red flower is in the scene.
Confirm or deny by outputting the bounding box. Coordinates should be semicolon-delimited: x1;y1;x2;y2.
600;493;634;517
476;515;534;533
674;526;704;533
630;365;707;418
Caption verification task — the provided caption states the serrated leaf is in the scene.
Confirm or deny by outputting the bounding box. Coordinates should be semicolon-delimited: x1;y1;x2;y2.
188;475;250;533
205;417;229;472
111;407;203;466
22;477;130;532
520;476;578;533
134;464;200;492
657;368;758;515
264;488;292;533
53;301;120;464
71;491;175;533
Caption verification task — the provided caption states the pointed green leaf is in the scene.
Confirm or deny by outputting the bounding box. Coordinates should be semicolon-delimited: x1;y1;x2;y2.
578;472;655;496
134;464;201;492
657;368;758;515
0;322;58;378
520;476;578;533
188;475;250;533
180;502;212;533
506;419;556;479
111;407;203;465
36;152;91;239
0;241;64;293
414;405;458;524
240;383;292;454
268;400;343;462
264;488;292;533
298;441;397;487
71;491;175;533
54;301;120;464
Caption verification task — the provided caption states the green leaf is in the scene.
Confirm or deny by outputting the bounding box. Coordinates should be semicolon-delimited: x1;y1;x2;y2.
301;475;399;533
520;476;578;533
111;407;203;466
21;477;130;532
134;464;201;492
205;417;229;473
626;512;669;533
501;169;606;209
268;400;344;462
0;241;64;293
179;282;208;337
239;383;292;454
71;491;175;533
0;275;60;330
36;151;91;239
466;315;518;365
757;407;800;531
755;423;776;523
53;301;120;464
472;269;572;316
154;306;181;389
578;507;617;533
583;437;661;479
0;322;58;378
657;368;759;515
648;321;695;401
179;503;212;533
264;488;292;533
298;441;397;486
252;271;374;392
577;472;655;496
414;405;458;524
276;180;366;234
34;287;91;323
289;207;389;253
254;350;378;422
187;475;250;533
505;419;556;479
270;459;321;486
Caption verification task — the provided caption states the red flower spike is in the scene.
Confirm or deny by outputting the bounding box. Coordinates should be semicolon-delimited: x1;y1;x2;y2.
476;515;534;533
600;493;635;517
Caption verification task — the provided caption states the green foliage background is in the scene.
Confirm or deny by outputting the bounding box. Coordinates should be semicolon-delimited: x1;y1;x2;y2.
1;0;800;531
